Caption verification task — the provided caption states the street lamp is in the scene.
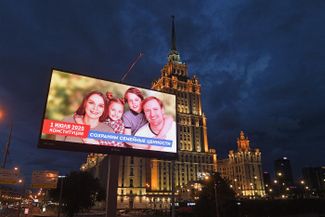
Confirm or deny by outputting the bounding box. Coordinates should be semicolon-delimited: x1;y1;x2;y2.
214;181;221;217
17;178;24;217
57;175;66;217
204;173;221;217
0;109;13;169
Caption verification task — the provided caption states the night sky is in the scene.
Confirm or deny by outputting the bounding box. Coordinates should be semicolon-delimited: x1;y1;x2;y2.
0;1;324;184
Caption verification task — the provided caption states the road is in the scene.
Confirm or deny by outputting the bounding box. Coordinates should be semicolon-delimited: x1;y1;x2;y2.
0;207;19;217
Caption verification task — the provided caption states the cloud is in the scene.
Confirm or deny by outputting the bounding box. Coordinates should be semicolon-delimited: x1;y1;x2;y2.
0;0;324;179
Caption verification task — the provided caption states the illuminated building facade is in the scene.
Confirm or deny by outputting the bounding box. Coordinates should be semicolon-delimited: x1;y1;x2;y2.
274;157;294;186
81;17;217;209
302;166;325;198
218;131;265;198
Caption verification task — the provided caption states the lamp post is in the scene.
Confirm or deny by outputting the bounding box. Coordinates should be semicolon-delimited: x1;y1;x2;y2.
57;175;66;217
214;181;220;217
17;178;24;217
0;109;13;169
204;173;220;217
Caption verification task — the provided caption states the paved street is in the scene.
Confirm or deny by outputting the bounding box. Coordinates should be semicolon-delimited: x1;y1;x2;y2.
0;207;19;217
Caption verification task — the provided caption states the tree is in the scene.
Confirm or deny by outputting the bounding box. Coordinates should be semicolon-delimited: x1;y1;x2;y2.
49;171;105;217
193;172;237;217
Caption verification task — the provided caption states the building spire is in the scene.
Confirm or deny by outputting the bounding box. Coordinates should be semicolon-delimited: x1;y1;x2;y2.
168;16;181;63
237;130;250;152
171;15;177;51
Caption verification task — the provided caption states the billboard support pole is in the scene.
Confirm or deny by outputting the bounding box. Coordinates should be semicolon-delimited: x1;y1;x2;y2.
105;155;120;217
105;53;143;217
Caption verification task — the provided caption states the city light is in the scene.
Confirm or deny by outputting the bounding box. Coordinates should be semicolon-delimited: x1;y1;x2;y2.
277;172;282;176
274;180;278;184
300;180;305;184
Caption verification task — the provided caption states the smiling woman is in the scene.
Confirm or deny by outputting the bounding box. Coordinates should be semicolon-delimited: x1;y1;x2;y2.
55;91;114;144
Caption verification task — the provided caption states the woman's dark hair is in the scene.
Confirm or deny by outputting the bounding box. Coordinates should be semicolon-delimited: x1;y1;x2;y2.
76;90;108;122
124;87;144;102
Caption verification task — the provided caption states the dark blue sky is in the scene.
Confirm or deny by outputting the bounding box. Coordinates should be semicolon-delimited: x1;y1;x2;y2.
0;0;324;184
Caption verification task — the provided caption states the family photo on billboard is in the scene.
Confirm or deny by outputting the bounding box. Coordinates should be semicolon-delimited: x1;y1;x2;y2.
40;70;177;155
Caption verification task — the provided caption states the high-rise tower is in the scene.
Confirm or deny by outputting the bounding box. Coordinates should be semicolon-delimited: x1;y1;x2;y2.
81;17;217;209
274;157;294;186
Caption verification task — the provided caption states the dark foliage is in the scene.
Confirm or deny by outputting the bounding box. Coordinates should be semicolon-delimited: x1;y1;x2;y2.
49;171;105;217
239;199;325;217
193;172;237;217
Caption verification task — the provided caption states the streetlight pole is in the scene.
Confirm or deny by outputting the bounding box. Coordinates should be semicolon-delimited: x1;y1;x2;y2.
2;122;12;168
0;108;13;169
57;176;66;217
204;173;221;217
17;179;24;217
104;53;144;217
171;160;175;217
214;182;220;217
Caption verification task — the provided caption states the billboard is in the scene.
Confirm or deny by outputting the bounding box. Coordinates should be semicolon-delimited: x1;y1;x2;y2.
31;170;58;189
38;69;177;159
0;168;19;185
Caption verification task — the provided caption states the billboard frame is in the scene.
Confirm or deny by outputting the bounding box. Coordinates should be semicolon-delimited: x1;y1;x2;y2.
37;68;178;160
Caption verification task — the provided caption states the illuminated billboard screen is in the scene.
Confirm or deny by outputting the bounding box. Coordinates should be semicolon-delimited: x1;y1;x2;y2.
38;69;177;159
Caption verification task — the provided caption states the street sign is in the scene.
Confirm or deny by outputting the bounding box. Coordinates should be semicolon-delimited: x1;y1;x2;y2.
31;170;58;189
0;168;19;184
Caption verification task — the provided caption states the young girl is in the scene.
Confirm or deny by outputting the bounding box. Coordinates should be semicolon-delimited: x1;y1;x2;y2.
100;92;125;147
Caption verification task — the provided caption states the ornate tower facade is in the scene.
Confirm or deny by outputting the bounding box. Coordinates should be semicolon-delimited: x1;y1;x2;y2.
81;17;217;209
144;16;217;207
218;131;265;198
